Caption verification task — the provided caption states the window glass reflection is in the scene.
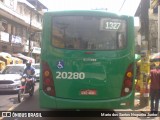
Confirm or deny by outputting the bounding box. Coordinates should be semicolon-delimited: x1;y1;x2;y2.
52;16;126;50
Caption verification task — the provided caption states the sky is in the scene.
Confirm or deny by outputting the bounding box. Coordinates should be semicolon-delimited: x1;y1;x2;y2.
39;0;141;16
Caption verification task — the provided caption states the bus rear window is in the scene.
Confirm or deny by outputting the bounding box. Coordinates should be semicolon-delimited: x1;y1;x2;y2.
52;16;126;50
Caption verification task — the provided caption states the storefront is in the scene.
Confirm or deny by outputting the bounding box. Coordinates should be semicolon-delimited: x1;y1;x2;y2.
0;31;10;52
0;31;23;54
32;47;41;63
23;45;41;63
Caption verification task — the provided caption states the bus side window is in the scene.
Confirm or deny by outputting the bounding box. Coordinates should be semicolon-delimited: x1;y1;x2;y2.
118;33;125;49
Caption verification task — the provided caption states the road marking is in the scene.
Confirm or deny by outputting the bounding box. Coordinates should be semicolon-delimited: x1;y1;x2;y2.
0;106;15;120
8;106;14;111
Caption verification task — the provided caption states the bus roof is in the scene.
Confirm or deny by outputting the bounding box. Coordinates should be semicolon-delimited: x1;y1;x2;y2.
44;10;132;18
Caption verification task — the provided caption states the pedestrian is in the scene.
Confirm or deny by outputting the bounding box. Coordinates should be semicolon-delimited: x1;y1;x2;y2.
149;63;160;114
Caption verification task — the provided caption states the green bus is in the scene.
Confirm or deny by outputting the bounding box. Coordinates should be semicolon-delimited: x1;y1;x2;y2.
39;10;136;109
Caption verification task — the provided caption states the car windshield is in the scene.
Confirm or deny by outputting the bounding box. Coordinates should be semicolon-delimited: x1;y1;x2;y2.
2;66;24;74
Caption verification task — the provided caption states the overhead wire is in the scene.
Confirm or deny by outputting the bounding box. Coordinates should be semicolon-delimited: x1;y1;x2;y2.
119;0;127;12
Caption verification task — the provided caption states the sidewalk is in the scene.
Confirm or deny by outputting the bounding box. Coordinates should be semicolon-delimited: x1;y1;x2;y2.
127;92;160;120
134;92;151;111
133;92;160;113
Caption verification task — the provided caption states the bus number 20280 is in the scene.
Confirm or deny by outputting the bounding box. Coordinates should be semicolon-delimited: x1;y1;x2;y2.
56;72;85;80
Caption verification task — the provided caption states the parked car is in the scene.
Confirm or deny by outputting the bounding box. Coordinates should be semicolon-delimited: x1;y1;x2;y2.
0;64;25;92
32;63;40;81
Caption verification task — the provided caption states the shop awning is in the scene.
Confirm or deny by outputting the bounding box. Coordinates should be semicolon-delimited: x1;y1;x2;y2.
12;53;35;63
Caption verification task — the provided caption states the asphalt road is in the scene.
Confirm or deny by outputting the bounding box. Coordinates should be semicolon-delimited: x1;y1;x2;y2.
0;83;159;120
0;82;42;111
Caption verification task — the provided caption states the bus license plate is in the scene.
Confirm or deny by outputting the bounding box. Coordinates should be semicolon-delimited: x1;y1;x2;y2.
80;90;97;95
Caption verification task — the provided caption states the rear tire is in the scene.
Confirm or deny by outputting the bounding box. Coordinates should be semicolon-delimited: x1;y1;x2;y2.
18;90;24;103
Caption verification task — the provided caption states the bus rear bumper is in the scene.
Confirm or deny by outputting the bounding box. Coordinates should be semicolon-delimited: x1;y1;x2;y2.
39;91;134;109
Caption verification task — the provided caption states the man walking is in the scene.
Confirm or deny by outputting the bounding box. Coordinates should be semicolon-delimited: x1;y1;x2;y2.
150;64;160;114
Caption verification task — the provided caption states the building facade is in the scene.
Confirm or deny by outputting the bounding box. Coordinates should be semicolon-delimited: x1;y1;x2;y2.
0;0;47;62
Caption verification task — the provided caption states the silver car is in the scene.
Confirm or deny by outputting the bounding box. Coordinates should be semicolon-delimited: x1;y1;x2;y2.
32;63;40;81
0;64;25;92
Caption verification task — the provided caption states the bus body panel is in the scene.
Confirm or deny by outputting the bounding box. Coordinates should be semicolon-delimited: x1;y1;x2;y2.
43;50;134;100
40;90;134;109
39;10;135;109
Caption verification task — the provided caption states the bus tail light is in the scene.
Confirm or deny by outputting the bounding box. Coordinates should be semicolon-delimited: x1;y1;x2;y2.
121;63;134;97
42;61;55;96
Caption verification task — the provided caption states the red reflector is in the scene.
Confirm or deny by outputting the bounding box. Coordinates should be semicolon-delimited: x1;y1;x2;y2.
84;52;95;54
125;79;132;86
45;79;51;85
80;90;97;95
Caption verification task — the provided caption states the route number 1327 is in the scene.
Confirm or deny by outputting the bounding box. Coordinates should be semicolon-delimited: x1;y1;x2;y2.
105;22;121;30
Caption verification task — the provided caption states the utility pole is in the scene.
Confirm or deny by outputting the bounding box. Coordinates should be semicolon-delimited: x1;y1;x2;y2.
158;0;160;52
28;10;32;57
139;0;150;108
140;0;150;52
